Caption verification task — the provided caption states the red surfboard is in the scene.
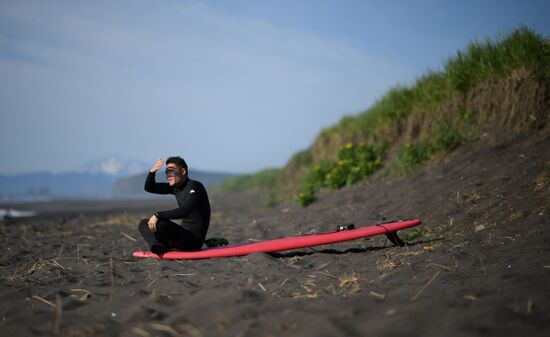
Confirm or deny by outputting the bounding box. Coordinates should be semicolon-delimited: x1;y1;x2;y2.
133;219;421;260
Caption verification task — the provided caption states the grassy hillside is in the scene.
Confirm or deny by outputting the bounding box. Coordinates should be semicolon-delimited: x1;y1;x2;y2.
211;27;550;206
208;168;281;193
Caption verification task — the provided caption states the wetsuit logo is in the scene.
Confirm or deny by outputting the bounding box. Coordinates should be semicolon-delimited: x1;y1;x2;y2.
190;189;196;194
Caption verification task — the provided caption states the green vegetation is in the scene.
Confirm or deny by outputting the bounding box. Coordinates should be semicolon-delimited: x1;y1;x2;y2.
287;148;313;168
209;167;283;207
210;168;281;193
320;71;454;142
322;27;549;142
204;237;229;247
446;27;550;92
401;228;422;242
396;117;474;174
299;142;387;207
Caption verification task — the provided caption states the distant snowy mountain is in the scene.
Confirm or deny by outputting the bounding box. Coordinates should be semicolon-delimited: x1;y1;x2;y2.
0;155;149;200
0;156;237;201
81;156;149;177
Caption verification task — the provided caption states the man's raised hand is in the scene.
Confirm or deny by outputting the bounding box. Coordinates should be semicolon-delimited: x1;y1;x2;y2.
150;158;164;173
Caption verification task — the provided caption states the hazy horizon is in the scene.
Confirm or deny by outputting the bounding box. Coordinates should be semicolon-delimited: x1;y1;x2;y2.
1;0;549;175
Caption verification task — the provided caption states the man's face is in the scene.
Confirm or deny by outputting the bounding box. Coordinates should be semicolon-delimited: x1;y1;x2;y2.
165;163;186;186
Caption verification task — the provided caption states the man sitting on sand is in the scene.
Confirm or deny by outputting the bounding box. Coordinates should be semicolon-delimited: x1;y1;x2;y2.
138;156;211;254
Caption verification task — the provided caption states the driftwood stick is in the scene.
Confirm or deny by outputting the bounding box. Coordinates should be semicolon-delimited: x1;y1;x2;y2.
426;263;452;271
53;294;62;334
109;257;116;300
411;270;441;301
131;327;152;337
55;244;64;259
32;295;56;308
120;231;137;241
480;256;487;274
149;323;183;337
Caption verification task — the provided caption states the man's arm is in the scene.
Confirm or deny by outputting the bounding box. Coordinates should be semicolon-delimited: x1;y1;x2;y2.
155;182;202;219
144;158;172;195
144;172;172;194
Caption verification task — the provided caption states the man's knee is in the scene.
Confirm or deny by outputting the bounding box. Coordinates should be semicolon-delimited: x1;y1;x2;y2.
138;218;149;231
155;220;170;233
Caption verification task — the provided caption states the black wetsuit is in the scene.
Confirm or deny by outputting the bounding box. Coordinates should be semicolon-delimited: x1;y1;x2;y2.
138;172;210;251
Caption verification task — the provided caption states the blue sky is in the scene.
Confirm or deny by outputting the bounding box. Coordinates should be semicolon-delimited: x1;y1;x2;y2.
1;0;549;175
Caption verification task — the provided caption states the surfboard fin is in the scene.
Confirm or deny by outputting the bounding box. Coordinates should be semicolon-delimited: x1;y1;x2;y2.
384;231;406;247
377;220;408;247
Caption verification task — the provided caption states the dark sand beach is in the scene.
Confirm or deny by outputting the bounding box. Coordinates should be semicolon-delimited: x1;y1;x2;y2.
1;131;549;336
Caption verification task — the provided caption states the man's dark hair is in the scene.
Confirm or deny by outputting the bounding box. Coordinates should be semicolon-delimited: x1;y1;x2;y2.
166;156;188;174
